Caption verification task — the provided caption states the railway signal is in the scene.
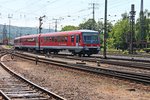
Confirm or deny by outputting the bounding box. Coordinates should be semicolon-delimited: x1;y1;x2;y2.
39;15;46;33
129;4;136;54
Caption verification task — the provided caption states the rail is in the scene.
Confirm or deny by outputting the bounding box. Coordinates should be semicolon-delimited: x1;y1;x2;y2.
0;53;66;100
13;52;150;85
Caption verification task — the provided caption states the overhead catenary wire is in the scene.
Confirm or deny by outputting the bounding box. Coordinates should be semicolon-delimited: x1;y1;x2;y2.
0;0;147;29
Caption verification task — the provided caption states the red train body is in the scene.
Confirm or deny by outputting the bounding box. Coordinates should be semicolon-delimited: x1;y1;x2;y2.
14;30;100;56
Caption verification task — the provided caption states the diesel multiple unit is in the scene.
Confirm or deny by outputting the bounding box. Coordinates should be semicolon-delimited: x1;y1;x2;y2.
14;30;100;56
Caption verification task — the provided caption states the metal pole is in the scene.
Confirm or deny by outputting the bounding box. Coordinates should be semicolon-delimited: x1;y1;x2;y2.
55;19;57;32
39;15;45;34
103;0;107;59
130;4;136;54
49;23;51;32
93;3;95;30
140;0;144;47
9;19;10;44
39;17;42;33
8;14;12;45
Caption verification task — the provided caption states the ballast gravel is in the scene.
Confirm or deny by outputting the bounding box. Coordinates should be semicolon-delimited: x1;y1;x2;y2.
2;55;150;100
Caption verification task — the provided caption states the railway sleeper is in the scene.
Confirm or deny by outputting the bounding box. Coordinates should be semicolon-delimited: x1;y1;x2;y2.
6;93;45;98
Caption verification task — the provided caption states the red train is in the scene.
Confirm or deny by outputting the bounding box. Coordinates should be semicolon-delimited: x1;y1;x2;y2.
14;30;100;56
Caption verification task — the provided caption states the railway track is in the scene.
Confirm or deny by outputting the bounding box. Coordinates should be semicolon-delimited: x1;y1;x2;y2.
57;52;150;63
92;55;150;63
37;53;150;70
0;52;66;100
13;52;150;85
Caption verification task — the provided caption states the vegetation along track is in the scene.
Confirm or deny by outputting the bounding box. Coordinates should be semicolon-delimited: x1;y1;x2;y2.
13;51;150;85
0;52;66;100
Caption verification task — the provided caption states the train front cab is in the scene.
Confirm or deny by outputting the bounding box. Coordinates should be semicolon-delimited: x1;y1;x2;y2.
81;31;100;56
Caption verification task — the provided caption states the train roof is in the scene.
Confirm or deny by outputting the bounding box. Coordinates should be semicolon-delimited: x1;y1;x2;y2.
41;30;99;36
76;29;98;33
56;29;98;33
63;29;98;33
15;34;39;39
14;30;99;39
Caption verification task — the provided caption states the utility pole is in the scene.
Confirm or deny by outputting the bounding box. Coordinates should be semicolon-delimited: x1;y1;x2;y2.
8;14;13;45
39;15;46;33
129;4;136;54
53;17;63;32
49;23;51;32
53;19;58;32
103;0;107;59
92;3;95;22
89;3;98;30
140;0;144;47
3;24;7;44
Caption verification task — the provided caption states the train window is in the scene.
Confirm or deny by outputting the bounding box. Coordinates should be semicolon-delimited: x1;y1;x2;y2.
14;40;17;43
71;35;74;42
55;37;57;42
49;37;52;42
58;36;61;42
34;37;37;43
27;38;35;42
46;37;50;42
61;37;63;42
60;36;64;42
65;36;68;42
52;37;54;42
82;32;99;44
76;35;79;43
44;37;46;42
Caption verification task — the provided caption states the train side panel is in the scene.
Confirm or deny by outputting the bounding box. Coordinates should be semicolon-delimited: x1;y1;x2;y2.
14;30;100;56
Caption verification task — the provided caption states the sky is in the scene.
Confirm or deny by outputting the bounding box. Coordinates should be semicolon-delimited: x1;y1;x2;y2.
0;0;150;30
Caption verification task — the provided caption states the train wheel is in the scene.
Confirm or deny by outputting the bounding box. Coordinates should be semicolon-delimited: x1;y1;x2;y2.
87;54;91;57
72;52;76;56
78;53;82;57
54;52;58;54
83;54;85;57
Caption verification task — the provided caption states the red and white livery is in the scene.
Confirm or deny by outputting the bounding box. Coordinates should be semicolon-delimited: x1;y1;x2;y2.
14;30;100;56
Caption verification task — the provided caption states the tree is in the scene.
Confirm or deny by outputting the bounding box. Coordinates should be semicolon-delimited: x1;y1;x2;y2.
109;17;130;50
95;21;104;45
121;12;128;20
135;9;150;48
61;25;79;31
96;21;104;32
79;19;96;30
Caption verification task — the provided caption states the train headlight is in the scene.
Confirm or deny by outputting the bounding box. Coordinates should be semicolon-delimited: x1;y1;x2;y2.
85;48;89;50
84;46;89;50
97;46;100;50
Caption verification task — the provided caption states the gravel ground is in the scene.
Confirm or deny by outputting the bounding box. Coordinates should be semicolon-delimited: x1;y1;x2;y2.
22;52;150;75
40;56;150;75
2;55;150;100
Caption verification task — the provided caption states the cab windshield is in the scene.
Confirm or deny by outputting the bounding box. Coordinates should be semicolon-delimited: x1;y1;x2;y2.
82;32;99;44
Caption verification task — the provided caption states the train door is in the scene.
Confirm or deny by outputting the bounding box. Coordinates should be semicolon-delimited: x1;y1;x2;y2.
71;35;75;46
76;34;79;47
37;34;41;51
35;37;39;50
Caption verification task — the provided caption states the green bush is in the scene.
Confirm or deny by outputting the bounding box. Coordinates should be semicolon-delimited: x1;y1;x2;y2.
143;48;150;53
